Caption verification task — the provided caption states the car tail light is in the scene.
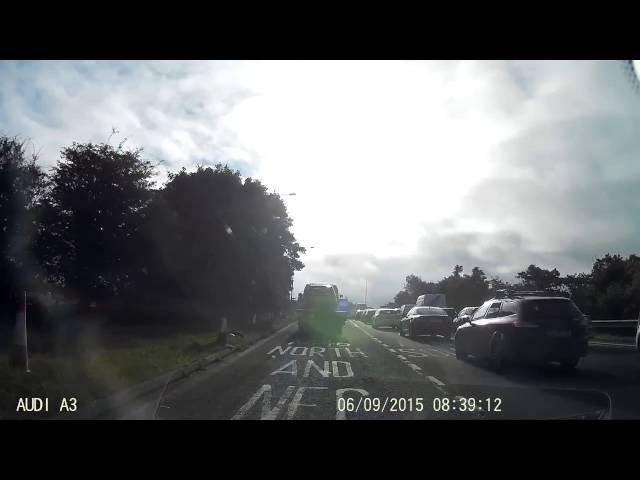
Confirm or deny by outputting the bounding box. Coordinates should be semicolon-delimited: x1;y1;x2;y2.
512;318;539;328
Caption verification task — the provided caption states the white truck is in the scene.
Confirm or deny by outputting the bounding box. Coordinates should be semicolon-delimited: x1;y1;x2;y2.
416;293;447;307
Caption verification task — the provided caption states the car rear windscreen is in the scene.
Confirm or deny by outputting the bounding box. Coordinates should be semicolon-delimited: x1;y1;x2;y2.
521;299;582;325
306;287;334;296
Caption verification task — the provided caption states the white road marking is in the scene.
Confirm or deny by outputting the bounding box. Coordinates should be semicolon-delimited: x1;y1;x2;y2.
422;346;454;358
336;388;369;420
270;360;298;376
345;347;368;358
231;384;296;420
398;348;429;358
349;319;452;390
303;360;330;378
268;345;291;356
310;347;326;357
286;386;327;420
332;361;354;378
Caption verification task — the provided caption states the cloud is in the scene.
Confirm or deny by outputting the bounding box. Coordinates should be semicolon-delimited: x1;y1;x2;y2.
2;60;639;307
294;61;640;305
0;61;258;183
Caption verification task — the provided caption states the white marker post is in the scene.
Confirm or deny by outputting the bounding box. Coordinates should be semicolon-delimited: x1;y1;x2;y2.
24;292;29;373
219;316;228;346
9;291;29;372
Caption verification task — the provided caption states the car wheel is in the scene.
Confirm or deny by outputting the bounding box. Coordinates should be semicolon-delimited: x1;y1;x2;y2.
455;337;468;360
408;324;416;339
489;332;506;373
441;327;451;342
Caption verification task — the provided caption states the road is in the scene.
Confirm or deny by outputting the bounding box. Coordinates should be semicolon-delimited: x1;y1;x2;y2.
155;319;640;420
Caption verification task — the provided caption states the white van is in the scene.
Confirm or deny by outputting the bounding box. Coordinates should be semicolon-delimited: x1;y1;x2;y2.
416;294;447;307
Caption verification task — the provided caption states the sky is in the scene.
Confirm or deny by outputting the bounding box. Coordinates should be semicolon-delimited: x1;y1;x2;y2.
1;60;640;307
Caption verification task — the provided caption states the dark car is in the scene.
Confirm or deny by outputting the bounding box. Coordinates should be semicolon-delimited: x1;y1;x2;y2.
453;292;589;372
442;308;457;321
452;306;479;329
399;306;451;339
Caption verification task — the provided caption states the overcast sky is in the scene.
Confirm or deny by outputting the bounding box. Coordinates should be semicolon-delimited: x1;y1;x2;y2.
2;60;640;307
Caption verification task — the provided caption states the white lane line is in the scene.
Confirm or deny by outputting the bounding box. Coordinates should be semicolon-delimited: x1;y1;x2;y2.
424;346;455;358
351;320;450;387
408;363;422;372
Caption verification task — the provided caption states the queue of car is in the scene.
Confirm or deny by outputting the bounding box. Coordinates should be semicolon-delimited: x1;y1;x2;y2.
352;289;593;372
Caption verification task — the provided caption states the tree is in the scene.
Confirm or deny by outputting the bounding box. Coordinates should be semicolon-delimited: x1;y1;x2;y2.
589;254;640;319
388;267;491;310
561;273;594;315
0;136;47;317
145;165;305;319
392;289;414;307
516;264;561;291
41;142;155;305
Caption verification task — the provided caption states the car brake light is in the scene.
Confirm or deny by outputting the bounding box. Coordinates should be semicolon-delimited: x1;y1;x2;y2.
512;318;538;328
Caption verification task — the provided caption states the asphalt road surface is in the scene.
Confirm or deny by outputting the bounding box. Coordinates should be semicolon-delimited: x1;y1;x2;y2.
155;319;640;420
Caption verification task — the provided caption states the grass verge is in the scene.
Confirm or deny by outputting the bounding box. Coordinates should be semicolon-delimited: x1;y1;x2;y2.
0;329;259;419
589;333;636;345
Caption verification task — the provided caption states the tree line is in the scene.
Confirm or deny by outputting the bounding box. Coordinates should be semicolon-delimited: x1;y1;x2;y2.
0;135;305;328
387;258;640;320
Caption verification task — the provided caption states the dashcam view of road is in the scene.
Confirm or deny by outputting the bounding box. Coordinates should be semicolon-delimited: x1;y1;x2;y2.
1;60;640;420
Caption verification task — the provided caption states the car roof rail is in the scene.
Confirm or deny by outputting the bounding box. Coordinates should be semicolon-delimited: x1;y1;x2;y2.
493;289;569;299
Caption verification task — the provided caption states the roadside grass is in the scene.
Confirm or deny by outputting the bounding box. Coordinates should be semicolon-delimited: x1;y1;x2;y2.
0;330;226;419
0;314;292;419
589;332;636;345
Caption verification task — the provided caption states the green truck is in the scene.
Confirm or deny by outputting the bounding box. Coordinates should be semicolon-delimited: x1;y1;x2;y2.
297;283;347;339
